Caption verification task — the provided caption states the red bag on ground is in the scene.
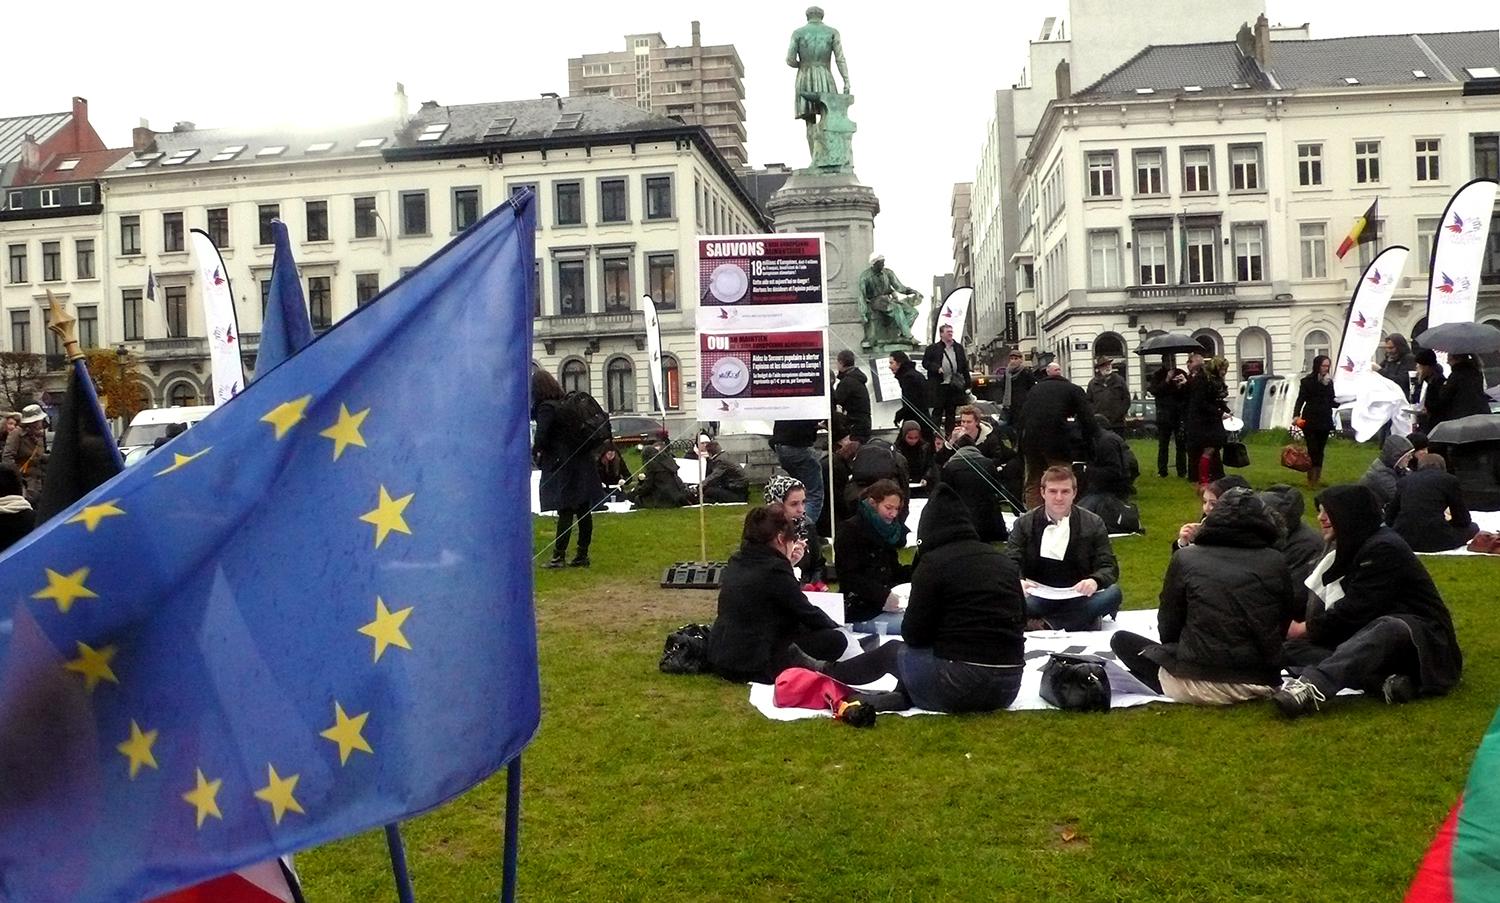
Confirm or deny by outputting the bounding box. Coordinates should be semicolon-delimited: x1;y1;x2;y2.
1281;443;1312;473
773;667;853;710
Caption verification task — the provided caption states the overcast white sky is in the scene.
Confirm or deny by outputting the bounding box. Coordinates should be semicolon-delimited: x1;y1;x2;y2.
4;1;1497;293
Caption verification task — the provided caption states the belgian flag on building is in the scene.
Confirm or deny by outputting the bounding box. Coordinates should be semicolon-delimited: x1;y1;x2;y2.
1336;198;1380;259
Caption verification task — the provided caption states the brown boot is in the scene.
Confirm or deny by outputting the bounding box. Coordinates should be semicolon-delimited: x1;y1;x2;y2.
1307;466;1321;488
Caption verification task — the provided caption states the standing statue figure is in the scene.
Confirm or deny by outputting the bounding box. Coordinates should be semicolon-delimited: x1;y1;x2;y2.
786;6;855;172
857;253;922;351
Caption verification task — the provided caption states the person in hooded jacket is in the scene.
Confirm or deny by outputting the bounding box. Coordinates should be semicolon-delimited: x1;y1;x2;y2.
793;485;1027;713
1359;434;1414;508
940;442;1009;543
896;420;939;497
1386;453;1479;552
707;504;847;684
833;349;872;442
835;479;912;622
632;430;692;509
1258;484;1325;615
1438;354;1491;422
1274;484;1462;717
1111;489;1299;704
889;351;931;436
1379;334;1417;401
0;466;35;553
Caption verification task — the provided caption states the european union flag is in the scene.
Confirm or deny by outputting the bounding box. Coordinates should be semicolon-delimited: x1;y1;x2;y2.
256;220;314;378
0;194;541;901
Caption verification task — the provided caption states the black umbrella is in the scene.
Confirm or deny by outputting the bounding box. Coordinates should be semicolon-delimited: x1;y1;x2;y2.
1135;333;1205;356
1415;322;1500;354
1428;413;1500;445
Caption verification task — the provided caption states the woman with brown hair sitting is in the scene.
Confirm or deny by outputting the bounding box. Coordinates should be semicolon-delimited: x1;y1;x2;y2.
834;479;911;623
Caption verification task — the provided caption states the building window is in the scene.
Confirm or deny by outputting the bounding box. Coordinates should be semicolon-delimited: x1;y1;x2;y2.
1417;216;1442;274
354;196;378;238
1357;220;1385;270
452;187;480;232
164;286;188;338
1135;229;1168;285
1182;147;1213;193
306;200;329;241
1475;134;1499;180
355;273;380;307
599;179;628;224
207;207;230;248
122;289;143;341
6;190;21;210
556;259;586;314
7;244;26;283
260;279;272;314
532;259;542;318
647;253;677;309
10;310;30;353
1415;139;1441;182
75;239;94;280
644;175;673;220
169;383;198;407
1355;140;1381;183
662;353;681;410
560;358;588;394
41;242;61;282
77;305;98;349
606;356;635;412
1185;226;1218;283
1303;329;1331;372
601;257;631;313
1087;230;1120;288
1300;223;1328;278
163;211;185;252
258;204;279;245
1134;149;1165;195
1085;151;1117;198
120;215;141;256
307;275;332;329
39;188;60;208
400;191;428;235
694;177;704;228
554;182;582;226
1229;145;1262;191
1233;223;1265;282
79;185;94;205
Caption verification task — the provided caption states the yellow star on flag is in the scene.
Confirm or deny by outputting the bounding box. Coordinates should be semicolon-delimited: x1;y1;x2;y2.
319;404;370;461
116;720;158;779
155;447;211;477
32;567;98;614
64;641;118;691
320;702;373;765
66;499;125;532
359;597;413;662
254;764;305;825
183;768;224;828
261;394;313;440
359;485;414;548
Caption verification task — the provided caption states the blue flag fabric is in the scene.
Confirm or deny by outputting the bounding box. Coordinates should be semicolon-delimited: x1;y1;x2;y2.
255;220;315;378
0;194;540;902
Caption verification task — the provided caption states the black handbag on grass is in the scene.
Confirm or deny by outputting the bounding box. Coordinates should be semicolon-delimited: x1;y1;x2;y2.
1039;653;1111;712
1222;441;1251;469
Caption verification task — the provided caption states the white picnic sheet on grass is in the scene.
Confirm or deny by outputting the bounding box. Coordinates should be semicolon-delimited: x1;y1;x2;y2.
1415;510;1500;556
747;608;1171;720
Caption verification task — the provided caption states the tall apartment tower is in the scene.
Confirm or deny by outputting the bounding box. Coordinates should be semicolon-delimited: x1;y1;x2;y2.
568;21;748;168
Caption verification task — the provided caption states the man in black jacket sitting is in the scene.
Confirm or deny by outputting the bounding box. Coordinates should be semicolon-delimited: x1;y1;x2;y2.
1005;465;1122;631
1386;453;1479;552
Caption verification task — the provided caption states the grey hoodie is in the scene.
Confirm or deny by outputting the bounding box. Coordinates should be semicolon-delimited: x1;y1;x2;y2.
1359;434;1413;507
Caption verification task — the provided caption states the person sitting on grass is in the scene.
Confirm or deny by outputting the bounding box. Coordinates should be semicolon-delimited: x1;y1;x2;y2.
835;479;912;624
630;430;691;509
763;475;825;587
1258;484;1325;611
896;420;939;497
699;441;750;504
1111;488;1299;704
1386;453;1479;553
1274;484;1462;718
706;504;847;685
1172;475;1250;552
597;446;629;501
1006;465;1122;631
790;485;1027;714
1359;434;1414;509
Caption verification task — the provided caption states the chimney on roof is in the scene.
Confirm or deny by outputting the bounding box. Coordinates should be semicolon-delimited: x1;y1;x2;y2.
172;121;195;133
1055;59;1072;99
395;82;409;124
692;20;701;47
1253;13;1271;67
132;119;157;153
1236;22;1255;58
420;100;439;111
19;134;41;175
71;96;89;130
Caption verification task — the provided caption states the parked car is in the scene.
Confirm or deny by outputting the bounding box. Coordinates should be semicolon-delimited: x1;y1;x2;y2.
1124;398;1158;439
119;405;217;459
609;415;666;450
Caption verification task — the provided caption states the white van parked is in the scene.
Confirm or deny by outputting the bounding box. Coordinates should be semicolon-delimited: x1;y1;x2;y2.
119;405;216;463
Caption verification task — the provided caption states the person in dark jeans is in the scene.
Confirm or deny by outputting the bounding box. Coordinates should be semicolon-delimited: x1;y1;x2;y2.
771;419;824;528
531;369;607;568
1273;484;1462;717
1148;365;1189;477
1006;465;1123;631
1293;355;1336;488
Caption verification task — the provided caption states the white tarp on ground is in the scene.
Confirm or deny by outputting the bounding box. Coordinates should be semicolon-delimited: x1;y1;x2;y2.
1416;509;1500;556
747;608;1170;720
530;462;748;516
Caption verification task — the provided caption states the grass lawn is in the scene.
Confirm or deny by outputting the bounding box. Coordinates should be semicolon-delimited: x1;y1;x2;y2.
299;434;1498;902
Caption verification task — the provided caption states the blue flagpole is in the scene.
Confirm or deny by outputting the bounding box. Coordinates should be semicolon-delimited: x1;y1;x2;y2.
501;757;522;903
384;824;417;903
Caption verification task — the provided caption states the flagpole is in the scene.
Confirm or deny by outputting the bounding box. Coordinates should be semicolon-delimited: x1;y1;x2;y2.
45;291;124;469
383;824;417;903
501;758;522;903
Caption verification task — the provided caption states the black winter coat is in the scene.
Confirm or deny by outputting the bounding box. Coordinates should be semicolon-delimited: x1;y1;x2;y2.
922;340;971;390
1086;371;1130;429
0;505;35;553
771;419;818;448
1148;492;1300;685
995;367;1037;426
903;485;1025;666
893;361;930;431
633;445;691;508
940;446;1009;543
1019;375;1098;460
833;368;873;441
1084;429;1137;499
532;398;608;512
1417;370;1448;432
1006;505;1119;589
1439;363;1491;422
701;455;750;503
835;506;911;621
1379;350;1416;400
1294;375;1336;432
1148;368;1189;426
1183;371;1230;449
897;436;939;490
1387;467;1474;552
708;543;841;681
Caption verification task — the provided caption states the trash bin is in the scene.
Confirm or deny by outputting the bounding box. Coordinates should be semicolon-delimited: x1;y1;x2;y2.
1238;375;1281;432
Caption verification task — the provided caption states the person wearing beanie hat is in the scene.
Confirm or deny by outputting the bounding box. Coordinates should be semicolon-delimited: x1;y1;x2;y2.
1413;348;1447;433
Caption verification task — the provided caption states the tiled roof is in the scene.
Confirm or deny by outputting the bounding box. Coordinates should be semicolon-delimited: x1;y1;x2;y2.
0;112;71;165
21;147;133;185
394;96;688;149
105;119;401;174
1083;43;1271;97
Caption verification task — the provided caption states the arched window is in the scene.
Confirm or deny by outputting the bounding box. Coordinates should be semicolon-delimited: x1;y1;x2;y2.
1302;329;1331;373
1237;327;1272;377
168;382;198;407
1192;328;1222;358
606;356;635;413
662;353;681;410
560;358;588;395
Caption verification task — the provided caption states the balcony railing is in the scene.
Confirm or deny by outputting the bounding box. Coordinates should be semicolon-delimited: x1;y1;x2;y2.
1127;282;1237;299
534;311;643;340
143;337;207;356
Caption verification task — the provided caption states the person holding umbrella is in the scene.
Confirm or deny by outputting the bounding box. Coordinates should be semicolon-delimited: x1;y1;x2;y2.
1439;353;1491;422
1293;355;1336;488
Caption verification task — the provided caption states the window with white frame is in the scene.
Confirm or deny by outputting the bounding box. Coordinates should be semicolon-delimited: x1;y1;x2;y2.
1233;223;1265;281
1134;149;1165;195
41;241;60;282
1300;223;1328;278
1086;151;1117;198
1415;139;1441;182
1476;134;1499;181
561;358;588;394
1355;140;1381;183
1298;143;1323;186
1357;220;1385;269
605;356;635;413
1088;230;1121;288
1230;145;1262;191
1182;147;1213;193
39;188;60;208
1185;226;1218;283
1417;216;1442;273
1302;330;1331;372
601;256;631;312
1136;228;1169;285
